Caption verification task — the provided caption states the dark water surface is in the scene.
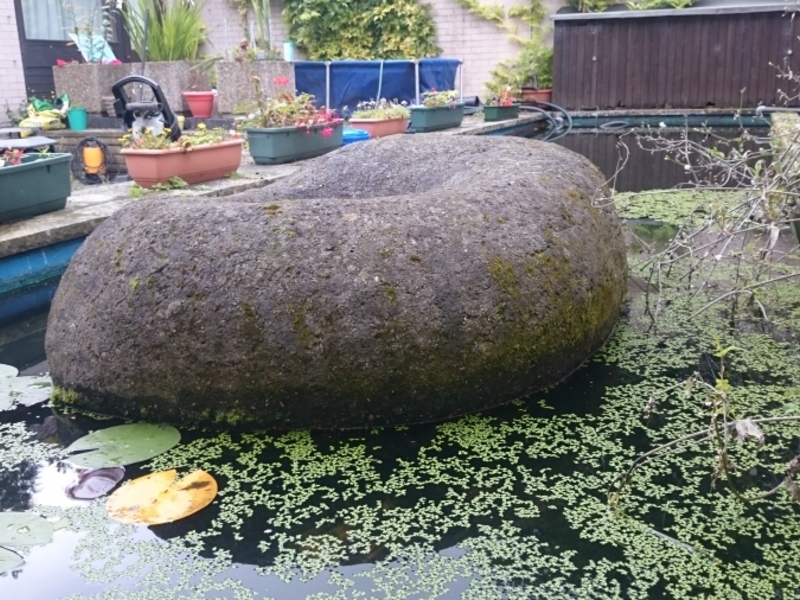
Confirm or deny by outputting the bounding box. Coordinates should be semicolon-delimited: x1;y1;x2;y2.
1;128;798;599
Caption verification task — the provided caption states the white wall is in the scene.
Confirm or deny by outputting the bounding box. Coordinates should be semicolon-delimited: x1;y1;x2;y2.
0;0;27;116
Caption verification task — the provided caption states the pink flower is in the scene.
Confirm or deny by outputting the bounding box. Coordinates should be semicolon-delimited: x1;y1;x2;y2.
321;127;333;138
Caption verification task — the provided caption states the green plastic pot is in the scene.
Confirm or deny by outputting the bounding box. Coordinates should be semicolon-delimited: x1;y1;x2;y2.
409;104;465;132
0;153;72;224
245;122;344;165
483;103;520;122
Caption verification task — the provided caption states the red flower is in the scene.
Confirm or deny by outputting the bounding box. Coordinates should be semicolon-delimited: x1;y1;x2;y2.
273;76;291;86
321;127;333;138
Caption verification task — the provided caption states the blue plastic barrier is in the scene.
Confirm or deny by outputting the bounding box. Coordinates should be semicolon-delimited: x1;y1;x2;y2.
294;58;462;112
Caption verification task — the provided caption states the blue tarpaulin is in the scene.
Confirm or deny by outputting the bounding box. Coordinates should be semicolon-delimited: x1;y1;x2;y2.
293;58;461;113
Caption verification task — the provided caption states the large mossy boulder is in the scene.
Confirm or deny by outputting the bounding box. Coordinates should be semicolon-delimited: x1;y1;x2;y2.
46;135;627;430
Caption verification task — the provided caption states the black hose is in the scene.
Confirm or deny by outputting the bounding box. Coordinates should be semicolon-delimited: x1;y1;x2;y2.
533;100;573;141
519;100;573;142
71;137;117;185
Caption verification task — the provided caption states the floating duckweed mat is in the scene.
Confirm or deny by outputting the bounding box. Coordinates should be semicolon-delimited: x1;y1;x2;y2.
1;207;800;598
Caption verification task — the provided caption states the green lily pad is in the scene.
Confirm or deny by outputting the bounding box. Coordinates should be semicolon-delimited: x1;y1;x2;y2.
0;365;19;378
0;546;23;574
0;512;54;547
0;364;52;411
64;423;181;468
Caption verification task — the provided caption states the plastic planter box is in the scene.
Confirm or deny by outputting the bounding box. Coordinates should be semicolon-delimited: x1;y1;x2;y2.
348;117;408;139
409;104;465;132
245;122;344;165
121;139;244;189
0;153;72;224
483;103;521;122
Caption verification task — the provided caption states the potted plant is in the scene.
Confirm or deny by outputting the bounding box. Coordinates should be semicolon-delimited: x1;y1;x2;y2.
409;89;465;133
491;34;554;105
483;85;521;122
520;44;554;104
121;0;210;113
182;59;218;119
120;123;244;189
0;150;72;224
348;99;410;139
238;76;343;165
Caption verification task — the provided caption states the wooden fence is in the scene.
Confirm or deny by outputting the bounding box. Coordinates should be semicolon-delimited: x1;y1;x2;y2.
552;4;800;111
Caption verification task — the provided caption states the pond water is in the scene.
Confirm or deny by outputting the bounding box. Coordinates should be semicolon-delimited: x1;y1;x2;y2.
1;128;799;600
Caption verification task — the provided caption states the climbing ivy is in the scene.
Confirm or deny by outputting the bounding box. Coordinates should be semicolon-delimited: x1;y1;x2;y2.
281;0;440;60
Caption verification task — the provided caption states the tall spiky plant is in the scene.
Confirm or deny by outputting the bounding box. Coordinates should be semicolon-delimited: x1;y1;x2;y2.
122;0;208;61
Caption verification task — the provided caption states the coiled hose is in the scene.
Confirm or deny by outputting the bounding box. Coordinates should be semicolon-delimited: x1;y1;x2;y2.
71;137;118;185
520;100;573;142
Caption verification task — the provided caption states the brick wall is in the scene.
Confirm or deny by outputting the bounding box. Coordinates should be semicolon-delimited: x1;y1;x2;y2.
0;0;26;115
431;0;563;98
203;0;288;59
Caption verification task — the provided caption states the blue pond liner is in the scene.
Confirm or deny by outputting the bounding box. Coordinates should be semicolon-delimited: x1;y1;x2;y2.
0;237;84;297
342;128;370;146
294;58;461;112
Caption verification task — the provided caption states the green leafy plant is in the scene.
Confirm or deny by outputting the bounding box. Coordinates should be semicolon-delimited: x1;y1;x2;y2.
485;84;517;106
226;0;278;55
282;0;440;60
152;176;190;191
490;32;553;91
3;99;28;126
120;123;238;150
231;39;281;63
628;0;696;8
237;76;340;129
122;0;208;61
567;0;611;11
419;89;458;107
350;99;410;120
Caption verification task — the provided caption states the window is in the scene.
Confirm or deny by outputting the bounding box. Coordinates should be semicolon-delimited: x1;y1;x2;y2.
21;0;117;43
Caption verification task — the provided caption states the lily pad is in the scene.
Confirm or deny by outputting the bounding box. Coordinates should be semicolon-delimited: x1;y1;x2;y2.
106;469;218;525
0;512;54;547
0;365;19;378
64;423;181;468
0;546;23;574
66;467;126;500
0;364;52;411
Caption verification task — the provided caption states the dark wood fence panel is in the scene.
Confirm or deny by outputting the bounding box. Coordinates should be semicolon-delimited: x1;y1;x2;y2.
553;9;800;110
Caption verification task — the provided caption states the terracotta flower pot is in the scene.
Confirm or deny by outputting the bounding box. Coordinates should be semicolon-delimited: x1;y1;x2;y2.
183;91;215;118
520;88;552;104
121;139;244;188
348;117;408;139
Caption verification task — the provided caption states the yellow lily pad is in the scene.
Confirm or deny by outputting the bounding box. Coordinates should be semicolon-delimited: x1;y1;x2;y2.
106;469;217;525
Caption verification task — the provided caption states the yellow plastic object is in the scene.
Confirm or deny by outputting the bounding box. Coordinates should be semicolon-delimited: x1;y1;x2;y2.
19;116;65;131
82;147;106;174
106;469;218;525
